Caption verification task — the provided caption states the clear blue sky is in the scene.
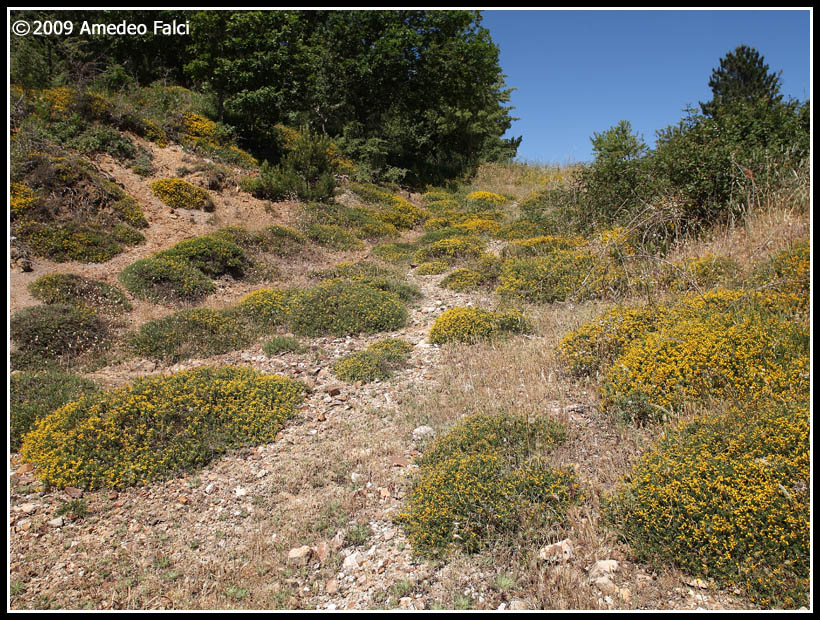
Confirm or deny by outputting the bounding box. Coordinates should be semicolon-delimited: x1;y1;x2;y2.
481;9;811;164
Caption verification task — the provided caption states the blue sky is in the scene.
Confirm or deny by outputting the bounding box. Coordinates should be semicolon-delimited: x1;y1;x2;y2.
481;9;811;164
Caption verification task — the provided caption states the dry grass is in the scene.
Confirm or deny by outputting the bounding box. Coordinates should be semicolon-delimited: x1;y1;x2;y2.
465;161;580;201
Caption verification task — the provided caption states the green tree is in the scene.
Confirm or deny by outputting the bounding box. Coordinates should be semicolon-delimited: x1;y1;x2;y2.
699;44;783;117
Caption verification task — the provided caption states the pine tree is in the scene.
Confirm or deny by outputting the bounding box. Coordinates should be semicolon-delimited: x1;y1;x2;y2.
700;45;783;117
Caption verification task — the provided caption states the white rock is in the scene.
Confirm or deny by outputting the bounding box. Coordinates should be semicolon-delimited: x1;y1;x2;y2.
538;538;574;562
588;559;620;579
412;425;435;443
343;551;362;571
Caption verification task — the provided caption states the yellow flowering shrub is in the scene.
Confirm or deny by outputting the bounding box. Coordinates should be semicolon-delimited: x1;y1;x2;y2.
465;191;509;207
371;242;417;264
602;309;808;419
751;241;810;313
11;182;38;219
440;268;488;292
454;217;501;236
504;234;585;258
494;220;549;241
413;236;485;264
183;112;218;139
496;250;628;303
596;226;637;259
416;260;450;275
149;178;214;211
559;303;669;376
239;288;303;327
20;366;305;490
396;413;577;555
606;398;809;608
142;118;168;147
429;307;533;345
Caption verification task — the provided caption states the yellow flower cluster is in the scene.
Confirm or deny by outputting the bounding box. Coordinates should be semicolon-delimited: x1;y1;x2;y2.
20;366;305;490
607;398;809;608
238;288;302;327
142;118;168;147
429;306;532;345
496;249;628;303
439;268;488;292
149;178;214;211
183;113;218;139
465;191;508;206
396;413;576;555
505;234;585;257
11;182;38;219
413;236;485;264
415;260;450;275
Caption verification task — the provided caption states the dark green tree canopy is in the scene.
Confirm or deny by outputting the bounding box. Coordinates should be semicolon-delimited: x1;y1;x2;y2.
700;44;783;117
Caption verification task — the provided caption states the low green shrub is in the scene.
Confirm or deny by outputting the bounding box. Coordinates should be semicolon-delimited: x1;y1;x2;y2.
440;268;488;292
332;338;413;382
11;304;108;368
20;366;305;489
119;256;215;304
396;413;577;555
28;273;132;314
289;280;408;337
130;308;253;363
156;235;246;277
10;370;99;452
372;242;418;264
661;252;741;291
429;307;533;345
606;398;809;608
262;335;305;356
302;223;363;250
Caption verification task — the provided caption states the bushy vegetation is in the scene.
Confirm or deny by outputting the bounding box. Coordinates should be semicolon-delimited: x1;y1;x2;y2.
396;413;577;555
11;370;99;452
262;335;306;356
11;304;108;369
496;249;628;304
20;366;305;489
413;237;485;264
149;178;214;211
332;338;413;382
607;398;809;608
28;273;132;314
119;255;216;305
288;280;409;337
238;288;303;327
429;307;532;345
155;235;246;277
130;308;253;363
11;154;146;263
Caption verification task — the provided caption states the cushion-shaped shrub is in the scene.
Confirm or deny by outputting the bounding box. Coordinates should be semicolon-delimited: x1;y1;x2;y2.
396;413;577;555
429;307;532;345
130;308;253;363
20;366;305;489
332;338;413;382
239;288;303;327
11;370;98;451
262;335;305;356
28;273;132;314
606;399;809;608
413;236;485;264
416;260;449;275
149;177;214;211
289;280;408;337
119;256;215;304
156;235;246;277
11;304;107;367
440;268;487;292
503;234;584;258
